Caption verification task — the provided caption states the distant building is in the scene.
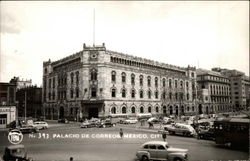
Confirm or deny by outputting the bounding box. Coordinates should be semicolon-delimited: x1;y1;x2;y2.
196;69;232;114
42;43;197;120
16;86;42;119
10;76;32;90
212;68;250;110
0;82;17;128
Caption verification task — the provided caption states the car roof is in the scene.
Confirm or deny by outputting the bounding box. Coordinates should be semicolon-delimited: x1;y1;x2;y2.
7;144;25;150
142;141;169;146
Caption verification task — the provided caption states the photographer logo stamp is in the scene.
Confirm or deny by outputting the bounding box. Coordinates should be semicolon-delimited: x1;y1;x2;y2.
8;130;23;144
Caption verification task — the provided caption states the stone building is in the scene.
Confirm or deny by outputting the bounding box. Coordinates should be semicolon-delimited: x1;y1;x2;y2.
16;86;43;119
212;68;250;111
10;77;32;90
0;82;17;128
196;69;232;114
42;43;196;120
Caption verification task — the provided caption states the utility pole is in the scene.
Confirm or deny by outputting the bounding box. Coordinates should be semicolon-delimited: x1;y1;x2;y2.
25;91;27;123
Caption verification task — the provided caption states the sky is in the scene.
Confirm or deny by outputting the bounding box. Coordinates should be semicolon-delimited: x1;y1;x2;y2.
0;1;249;86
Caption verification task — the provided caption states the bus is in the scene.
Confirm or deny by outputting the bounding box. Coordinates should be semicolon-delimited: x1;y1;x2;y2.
214;117;249;149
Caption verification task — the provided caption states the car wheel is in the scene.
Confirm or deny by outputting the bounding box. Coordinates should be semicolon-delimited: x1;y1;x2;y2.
174;157;182;161
141;155;149;161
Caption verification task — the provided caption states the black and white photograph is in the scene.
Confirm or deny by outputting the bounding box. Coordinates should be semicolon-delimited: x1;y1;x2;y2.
0;1;249;161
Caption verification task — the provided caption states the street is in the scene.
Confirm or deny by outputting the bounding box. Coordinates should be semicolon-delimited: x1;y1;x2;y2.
0;123;249;161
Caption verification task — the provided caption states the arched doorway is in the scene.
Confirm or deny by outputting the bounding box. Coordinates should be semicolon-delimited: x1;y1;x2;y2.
59;106;64;119
163;106;167;114
198;104;203;114
175;106;178;116
169;106;173;115
181;106;184;115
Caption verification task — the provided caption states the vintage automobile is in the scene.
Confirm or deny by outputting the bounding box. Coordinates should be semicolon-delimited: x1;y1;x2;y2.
162;117;175;125
164;123;196;137
136;141;188;161
98;120;116;128
2;144;33;161
58;118;69;123
147;117;160;123
12;125;39;134
32;121;49;130
197;127;215;140
123;118;138;124
80;119;99;128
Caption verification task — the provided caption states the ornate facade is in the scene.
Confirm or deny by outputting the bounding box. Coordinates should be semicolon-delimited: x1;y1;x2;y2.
42;44;196;120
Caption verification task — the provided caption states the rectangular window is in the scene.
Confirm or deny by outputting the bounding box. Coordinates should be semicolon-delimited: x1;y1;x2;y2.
91;88;97;97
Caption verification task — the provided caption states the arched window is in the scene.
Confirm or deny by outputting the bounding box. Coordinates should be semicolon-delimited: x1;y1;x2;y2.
162;92;166;99
76;88;79;98
148;106;152;113
187;106;190;111
162;78;166;87
169;92;172;100
122;107;127;114
147;76;151;87
76;71;79;85
71;73;74;84
111;107;116;114
131;89;135;98
155;77;158;87
140;90;143;98
186;82;189;89
131;73;135;85
111;88;116;97
155;106;159;113
163;106;167;114
121;72;126;83
122;88;126;98
140;106;144;113
180;80;183;88
175;80;178;88
139;75;143;86
131;107;135;114
91;69;97;81
70;89;74;98
148;90;151;99
169;79;172;88
111;71;116;82
186;93;189;100
175;93;178;100
155;91;158;99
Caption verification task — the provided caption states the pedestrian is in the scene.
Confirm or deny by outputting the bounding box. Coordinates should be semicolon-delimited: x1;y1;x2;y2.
70;157;73;161
162;130;167;142
119;128;123;138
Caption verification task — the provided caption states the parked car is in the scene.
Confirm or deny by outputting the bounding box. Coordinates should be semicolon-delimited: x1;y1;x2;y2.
13;125;39;134
136;141;188;161
2;144;33;161
164;123;196;137
123;118;138;124
32;121;48;130
80;120;98;128
98;120;116;128
162;117;174;125
197;127;215;140
147;117;160;123
58;118;69;123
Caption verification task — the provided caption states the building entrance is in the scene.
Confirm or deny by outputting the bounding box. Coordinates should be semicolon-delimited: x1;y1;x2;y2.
88;108;99;119
59;106;64;119
198;104;203;114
